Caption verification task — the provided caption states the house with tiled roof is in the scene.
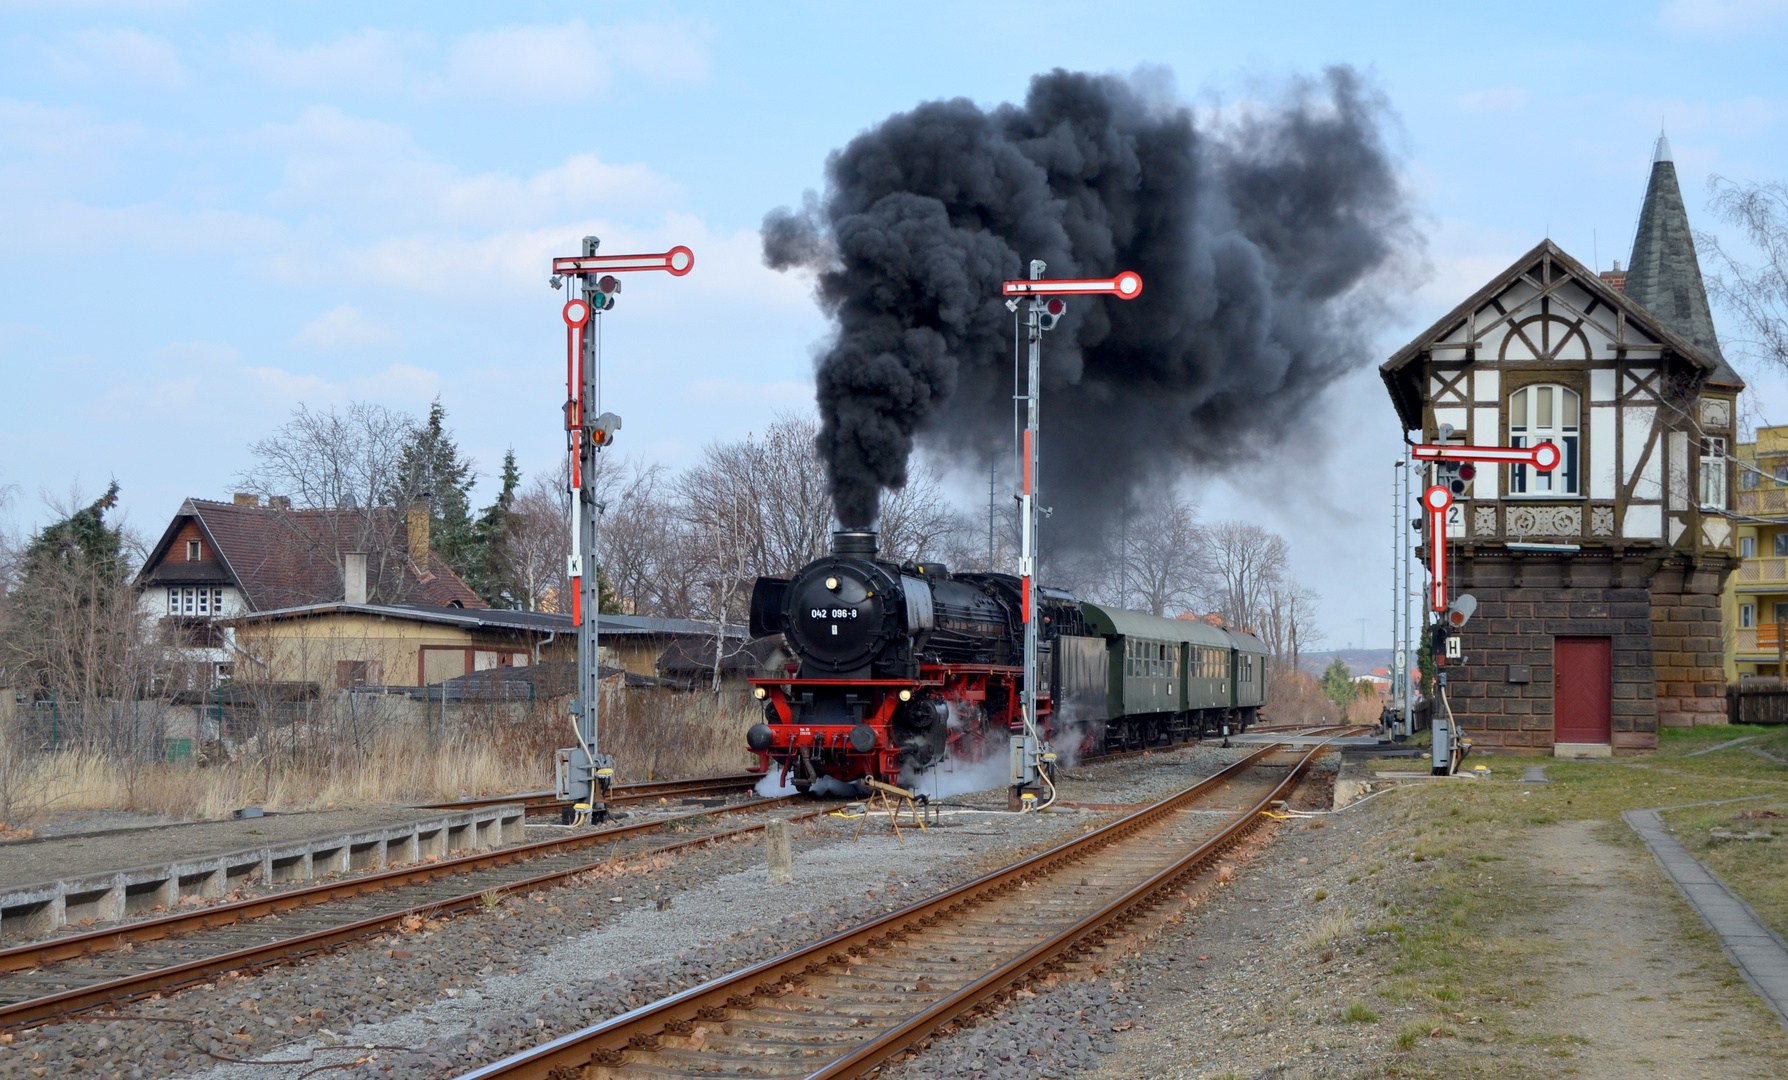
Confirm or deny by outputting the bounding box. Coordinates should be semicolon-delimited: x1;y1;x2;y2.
136;493;484;687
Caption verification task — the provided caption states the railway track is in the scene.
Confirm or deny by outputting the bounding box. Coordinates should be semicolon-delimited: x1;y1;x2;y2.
0;793;815;1027
457;729;1355;1080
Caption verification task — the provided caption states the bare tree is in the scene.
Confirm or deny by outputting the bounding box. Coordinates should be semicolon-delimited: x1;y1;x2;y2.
877;460;960;563
1119;497;1205;617
1258;579;1323;671
754;413;834;572
237;403;422;605
509;473;571;613
1701;177;1788;373
1204;520;1289;630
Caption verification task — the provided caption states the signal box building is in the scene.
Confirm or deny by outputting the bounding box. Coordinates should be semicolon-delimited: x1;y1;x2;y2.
1380;138;1741;754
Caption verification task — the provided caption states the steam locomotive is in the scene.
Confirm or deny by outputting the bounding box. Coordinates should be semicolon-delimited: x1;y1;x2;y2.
745;530;1268;791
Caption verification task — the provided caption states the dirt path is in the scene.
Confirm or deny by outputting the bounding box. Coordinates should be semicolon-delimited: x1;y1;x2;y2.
1078;795;1788;1079
1516;819;1779;1078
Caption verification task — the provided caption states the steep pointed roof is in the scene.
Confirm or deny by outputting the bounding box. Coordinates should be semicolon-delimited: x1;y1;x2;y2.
1625;134;1743;389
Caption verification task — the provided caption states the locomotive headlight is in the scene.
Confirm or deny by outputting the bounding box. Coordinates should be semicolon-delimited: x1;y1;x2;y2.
898;689;912;702
825;576;839;590
754;687;768;700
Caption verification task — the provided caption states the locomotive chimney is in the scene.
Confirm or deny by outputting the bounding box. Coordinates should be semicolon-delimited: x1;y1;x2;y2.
831;529;879;557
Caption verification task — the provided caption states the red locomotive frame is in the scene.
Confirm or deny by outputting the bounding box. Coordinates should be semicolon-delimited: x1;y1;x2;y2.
748;664;1056;788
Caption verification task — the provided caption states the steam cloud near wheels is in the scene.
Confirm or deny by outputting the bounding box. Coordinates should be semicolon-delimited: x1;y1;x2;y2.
762;66;1417;546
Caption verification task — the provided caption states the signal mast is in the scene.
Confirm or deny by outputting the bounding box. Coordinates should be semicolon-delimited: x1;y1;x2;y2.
1000;263;1144;807
1411;433;1559;775
549;236;693;822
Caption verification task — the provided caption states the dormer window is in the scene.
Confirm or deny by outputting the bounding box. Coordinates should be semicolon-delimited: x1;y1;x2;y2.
1509;384;1579;496
186;540;202;561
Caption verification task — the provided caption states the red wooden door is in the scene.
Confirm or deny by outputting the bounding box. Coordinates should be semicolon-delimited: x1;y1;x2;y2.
1554;637;1612;744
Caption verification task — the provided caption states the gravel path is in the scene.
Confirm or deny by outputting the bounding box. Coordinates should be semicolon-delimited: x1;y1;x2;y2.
0;741;1264;1080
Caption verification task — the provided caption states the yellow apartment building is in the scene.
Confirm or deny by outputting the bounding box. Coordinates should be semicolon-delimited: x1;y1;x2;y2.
1727;425;1788;680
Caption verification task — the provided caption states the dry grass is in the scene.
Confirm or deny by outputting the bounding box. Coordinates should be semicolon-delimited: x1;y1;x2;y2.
0;688;760;823
1299;906;1356;952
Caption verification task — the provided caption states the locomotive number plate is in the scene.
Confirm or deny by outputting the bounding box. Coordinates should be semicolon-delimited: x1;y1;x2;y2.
810;608;859;619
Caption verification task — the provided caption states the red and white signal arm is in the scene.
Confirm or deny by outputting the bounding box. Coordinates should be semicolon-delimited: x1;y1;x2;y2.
1424;485;1453;612
553;246;694;277
1002;270;1143;299
1411;442;1559;471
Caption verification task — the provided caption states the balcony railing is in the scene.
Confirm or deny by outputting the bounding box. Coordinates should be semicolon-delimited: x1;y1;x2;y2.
1738;488;1788;515
1743;624;1788;653
1738;559;1788;583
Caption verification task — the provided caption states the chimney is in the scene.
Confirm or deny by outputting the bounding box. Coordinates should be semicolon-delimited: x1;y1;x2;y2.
344;552;368;605
406;502;431;566
831;529;878;557
1600;257;1626;294
268;495;291;510
233;492;260;507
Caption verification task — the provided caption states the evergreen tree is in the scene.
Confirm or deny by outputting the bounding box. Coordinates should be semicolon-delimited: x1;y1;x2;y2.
464;449;521;607
20;482;126;588
1319;655;1359;708
395;398;476;579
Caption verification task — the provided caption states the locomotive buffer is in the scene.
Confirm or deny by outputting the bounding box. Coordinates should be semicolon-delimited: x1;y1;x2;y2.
549;237;694;820
1001;265;1143;804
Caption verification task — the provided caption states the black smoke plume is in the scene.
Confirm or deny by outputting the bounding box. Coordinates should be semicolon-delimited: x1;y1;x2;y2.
763;67;1415;541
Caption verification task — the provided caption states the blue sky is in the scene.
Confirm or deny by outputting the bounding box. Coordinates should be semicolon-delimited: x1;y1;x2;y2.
3;0;1787;648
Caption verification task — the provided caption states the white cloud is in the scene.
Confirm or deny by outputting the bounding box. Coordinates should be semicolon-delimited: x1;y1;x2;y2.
294;305;397;349
229;30;419;92
1660;0;1788;32
1454;85;1527;114
443;18;713;100
42;29;186;88
258;106;674;229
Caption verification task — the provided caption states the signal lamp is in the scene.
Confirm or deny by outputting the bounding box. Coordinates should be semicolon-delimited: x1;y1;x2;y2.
898;689;912;702
1037;297;1067;332
754;687;768;700
825;577;839;590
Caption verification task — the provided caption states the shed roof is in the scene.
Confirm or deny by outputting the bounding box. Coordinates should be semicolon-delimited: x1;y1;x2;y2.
222;602;745;640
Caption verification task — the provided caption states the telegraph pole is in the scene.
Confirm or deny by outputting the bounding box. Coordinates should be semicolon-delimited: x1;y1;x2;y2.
999;266;1143;804
550;238;693;821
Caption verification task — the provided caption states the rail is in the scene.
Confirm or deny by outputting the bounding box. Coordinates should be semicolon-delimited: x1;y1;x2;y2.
0;794;812;1027
456;729;1353;1080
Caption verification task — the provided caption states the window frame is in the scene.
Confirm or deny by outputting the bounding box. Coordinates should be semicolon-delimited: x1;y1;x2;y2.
1508;383;1582;497
1742;603;1756;629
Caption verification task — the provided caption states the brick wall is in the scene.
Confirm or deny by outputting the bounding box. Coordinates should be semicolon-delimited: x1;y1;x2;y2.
1649;564;1732;729
1449;553;1659;753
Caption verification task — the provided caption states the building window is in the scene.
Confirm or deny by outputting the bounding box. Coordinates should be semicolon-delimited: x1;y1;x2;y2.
1509;384;1580;495
1776;534;1788;558
1777;464;1788;486
1742;604;1756;629
1701;437;1728;510
167;586;224;616
1743;467;1760;491
1742;536;1756;558
185;539;201;561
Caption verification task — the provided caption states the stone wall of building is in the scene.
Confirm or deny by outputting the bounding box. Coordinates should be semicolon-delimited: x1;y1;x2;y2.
1450;552;1660;753
1649;563;1732;728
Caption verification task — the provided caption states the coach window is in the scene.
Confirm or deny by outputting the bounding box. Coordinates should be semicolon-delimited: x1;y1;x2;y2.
1509;384;1580;495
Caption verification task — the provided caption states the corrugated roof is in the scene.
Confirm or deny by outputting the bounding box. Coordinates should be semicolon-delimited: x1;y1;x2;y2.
222;602;746;639
1625;135;1742;389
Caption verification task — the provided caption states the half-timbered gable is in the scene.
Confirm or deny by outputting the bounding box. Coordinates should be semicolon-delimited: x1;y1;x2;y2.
1381;141;1740;753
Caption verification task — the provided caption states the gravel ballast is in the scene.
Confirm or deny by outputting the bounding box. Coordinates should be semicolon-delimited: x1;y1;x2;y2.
0;741;1275;1080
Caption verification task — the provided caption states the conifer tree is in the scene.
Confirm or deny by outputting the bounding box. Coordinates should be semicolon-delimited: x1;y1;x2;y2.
395;398;476;580
465;449;521;607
